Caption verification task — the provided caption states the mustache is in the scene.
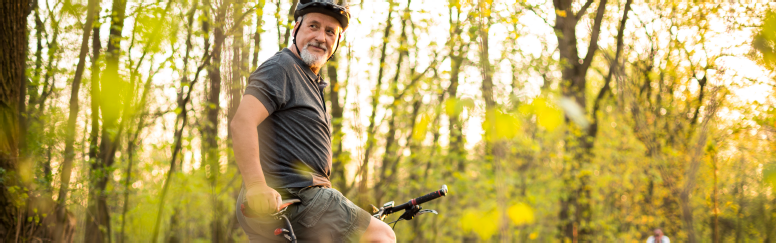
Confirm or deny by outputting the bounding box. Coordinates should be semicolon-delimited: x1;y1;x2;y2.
304;41;328;52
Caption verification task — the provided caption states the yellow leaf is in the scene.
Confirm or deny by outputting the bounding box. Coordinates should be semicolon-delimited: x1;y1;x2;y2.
461;209;499;240
556;10;567;17
412;114;431;141
529;232;538;239
482;109;521;141
507;203;535;226
444;98;459;116
533;98;563;131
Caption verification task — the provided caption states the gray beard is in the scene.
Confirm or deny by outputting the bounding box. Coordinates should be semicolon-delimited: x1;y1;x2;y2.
300;42;327;69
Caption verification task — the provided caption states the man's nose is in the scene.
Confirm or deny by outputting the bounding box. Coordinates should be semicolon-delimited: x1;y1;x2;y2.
312;29;326;45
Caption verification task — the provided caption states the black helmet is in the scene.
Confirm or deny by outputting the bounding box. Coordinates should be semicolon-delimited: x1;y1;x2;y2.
294;0;350;31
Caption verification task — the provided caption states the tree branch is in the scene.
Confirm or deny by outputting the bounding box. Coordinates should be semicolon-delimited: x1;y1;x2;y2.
590;0;631;139
580;0;608;73
575;0;595;19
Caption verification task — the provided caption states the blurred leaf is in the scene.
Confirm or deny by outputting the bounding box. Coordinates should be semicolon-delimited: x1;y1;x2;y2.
520;97;563;131
460;209;498;240
483;109;521;141
507;202;535;226
753;10;776;71
764;163;776;189
558;97;589;129
413;114;431;141
535;98;563;131
445;97;474;116
444;98;460;116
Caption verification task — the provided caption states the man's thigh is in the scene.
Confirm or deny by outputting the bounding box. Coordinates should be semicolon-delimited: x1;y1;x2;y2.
287;187;372;242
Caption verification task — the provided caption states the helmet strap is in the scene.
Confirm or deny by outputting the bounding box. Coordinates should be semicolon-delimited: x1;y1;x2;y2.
293;18;302;57
327;34;341;62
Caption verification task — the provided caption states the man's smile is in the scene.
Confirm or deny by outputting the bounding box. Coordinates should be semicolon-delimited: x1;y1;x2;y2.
309;45;326;53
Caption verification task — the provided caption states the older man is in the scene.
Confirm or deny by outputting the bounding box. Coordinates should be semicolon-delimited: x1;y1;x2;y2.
231;0;395;242
646;228;670;243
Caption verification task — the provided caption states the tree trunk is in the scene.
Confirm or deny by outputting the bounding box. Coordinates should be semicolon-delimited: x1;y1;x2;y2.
0;0;31;240
225;1;246;241
551;0;608;241
206;0;229;241
358;0;394;208
150;0;217;239
280;0;298;49
87;16;103;242
375;1;409;204
476;0;510;241
251;0;265;69
447;55;465;172
56;0;99;239
228;0;245;139
84;0;129;240
446;4;468;175
711;156;719;243
328;54;350;190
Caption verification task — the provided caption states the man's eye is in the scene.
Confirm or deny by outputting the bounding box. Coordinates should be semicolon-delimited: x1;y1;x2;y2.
327;30;335;35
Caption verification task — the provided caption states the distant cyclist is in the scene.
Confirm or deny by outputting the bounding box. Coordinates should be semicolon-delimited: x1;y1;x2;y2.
646;228;670;243
231;0;396;242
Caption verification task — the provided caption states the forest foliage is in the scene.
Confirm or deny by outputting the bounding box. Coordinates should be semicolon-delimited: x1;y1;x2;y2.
1;0;776;242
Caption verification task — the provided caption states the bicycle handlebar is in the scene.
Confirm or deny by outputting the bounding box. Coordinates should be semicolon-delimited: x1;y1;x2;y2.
385;185;447;215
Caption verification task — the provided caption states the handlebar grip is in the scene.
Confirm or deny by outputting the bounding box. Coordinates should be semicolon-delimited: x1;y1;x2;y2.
412;184;448;206
390;185;448;213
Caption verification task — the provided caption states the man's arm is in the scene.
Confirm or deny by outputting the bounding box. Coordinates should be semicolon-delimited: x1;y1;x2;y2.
230;94;281;214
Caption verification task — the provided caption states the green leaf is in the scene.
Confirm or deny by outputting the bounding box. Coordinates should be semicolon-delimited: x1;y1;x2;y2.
764;163;776;189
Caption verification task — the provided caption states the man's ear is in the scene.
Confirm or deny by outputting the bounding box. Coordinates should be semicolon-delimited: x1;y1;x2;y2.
293;22;301;33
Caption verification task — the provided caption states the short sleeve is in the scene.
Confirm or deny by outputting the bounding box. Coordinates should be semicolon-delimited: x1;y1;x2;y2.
244;61;290;114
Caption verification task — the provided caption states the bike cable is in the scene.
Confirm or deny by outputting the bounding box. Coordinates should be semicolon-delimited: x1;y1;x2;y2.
387;218;403;229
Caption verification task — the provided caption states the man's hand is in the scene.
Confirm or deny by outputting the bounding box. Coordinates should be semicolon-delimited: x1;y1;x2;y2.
243;182;282;217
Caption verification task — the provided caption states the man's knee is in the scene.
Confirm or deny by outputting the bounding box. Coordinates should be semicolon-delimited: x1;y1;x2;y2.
361;217;396;242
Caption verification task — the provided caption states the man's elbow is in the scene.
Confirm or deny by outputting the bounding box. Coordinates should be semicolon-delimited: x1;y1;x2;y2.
229;116;244;136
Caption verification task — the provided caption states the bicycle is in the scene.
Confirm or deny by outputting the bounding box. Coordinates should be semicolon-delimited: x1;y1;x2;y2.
249;185;449;242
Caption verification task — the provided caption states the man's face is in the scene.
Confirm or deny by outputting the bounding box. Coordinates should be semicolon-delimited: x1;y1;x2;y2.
294;12;342;68
654;229;663;237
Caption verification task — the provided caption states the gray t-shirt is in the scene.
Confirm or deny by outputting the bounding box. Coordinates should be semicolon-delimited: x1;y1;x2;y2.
244;48;332;191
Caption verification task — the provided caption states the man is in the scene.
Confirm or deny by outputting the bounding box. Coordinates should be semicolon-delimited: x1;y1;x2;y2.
646;228;670;243
231;0;396;242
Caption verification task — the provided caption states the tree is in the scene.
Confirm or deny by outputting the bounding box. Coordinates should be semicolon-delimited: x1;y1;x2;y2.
358;0;395;208
0;0;34;241
549;0;608;241
55;0;99;240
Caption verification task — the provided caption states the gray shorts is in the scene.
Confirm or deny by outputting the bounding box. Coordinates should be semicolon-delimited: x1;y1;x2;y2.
236;186;372;242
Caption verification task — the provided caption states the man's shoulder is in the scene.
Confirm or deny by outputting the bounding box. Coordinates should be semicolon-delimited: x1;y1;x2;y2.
258;49;297;70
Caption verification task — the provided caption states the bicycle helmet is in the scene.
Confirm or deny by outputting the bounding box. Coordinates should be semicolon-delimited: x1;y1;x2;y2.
292;0;350;61
294;0;350;31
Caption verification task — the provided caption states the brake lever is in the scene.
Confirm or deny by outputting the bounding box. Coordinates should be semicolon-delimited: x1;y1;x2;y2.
399;205;422;221
415;209;438;217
